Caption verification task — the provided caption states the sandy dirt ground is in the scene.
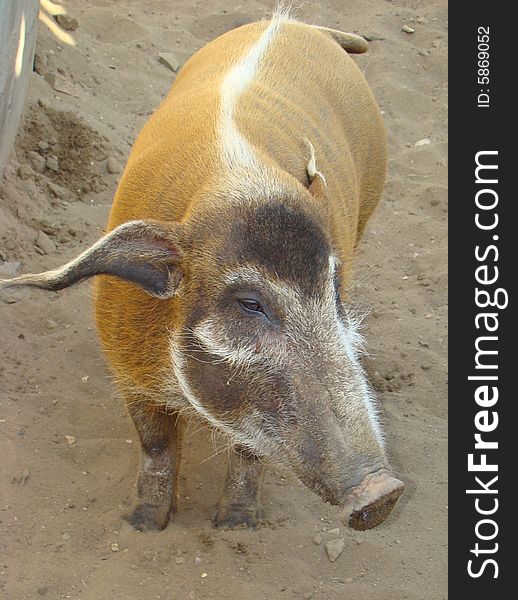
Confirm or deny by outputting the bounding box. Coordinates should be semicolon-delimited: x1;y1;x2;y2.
0;1;447;598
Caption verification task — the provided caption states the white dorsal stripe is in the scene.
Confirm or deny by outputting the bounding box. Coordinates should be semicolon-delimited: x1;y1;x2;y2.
219;11;291;168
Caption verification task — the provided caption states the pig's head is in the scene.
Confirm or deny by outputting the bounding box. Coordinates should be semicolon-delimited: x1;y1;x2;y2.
0;188;403;530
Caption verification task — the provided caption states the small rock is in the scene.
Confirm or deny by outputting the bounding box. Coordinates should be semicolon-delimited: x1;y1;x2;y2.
188;593;195;600
193;556;202;566
1;286;30;304
38;140;49;151
312;534;322;545
18;164;34;180
363;34;385;42
34;52;47;75
355;538;364;545
201;573;208;578
46;319;58;330
81;376;89;383
12;468;31;484
45;72;80;98
327;527;340;535
432;39;442;48
55;14;79;31
159;52;181;72
64;435;76;445
47;181;66;198
110;542;120;552
61;532;70;541
415;138;431;147
37;587;49;596
106;157;122;174
420;363;432;371
344;577;354;584
175;556;185;564
416;16;428;24
46;156;59;172
0;261;21;276
35;230;56;255
402;25;415;34
28;151;47;173
125;439;133;444
325;538;345;562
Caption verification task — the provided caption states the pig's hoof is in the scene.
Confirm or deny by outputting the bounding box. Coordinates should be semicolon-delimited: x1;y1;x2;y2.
125;503;170;532
214;506;260;529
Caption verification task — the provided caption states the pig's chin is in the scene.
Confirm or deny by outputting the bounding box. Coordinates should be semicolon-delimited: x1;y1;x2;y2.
340;470;405;531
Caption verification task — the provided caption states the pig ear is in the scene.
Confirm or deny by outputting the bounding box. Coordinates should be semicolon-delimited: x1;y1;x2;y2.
303;138;327;200
0;220;184;299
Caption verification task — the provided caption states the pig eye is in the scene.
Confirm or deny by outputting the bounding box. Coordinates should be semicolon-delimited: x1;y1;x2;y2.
237;298;265;316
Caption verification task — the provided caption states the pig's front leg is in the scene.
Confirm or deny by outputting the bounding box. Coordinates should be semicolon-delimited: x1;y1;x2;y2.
214;445;264;529
125;399;183;531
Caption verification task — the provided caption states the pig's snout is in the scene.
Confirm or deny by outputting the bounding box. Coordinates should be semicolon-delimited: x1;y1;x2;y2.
342;470;404;530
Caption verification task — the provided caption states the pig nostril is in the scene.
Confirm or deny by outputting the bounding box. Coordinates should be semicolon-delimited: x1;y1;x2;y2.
348;484;404;531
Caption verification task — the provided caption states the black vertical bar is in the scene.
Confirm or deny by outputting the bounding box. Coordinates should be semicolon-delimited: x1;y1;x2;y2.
449;3;515;596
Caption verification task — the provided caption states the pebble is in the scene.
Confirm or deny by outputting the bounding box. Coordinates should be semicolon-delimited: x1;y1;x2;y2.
18;164;34;180
416;16;428;24
35;231;56;255
415;138;431;147
34;52;46;75
312;534;322;545
37;587;49;596
38;140;49;151
1;286;30;304
64;435;76;445
56;14;79;31
327;527;340;535
158;52;181;72
344;577;354;584
81;376;89;383
363;34;385;42
45;72;80;97
0;261;21;276
47;182;66;198
46;156;59;172
175;556;185;564
325;538;345;562
106;157;122;174
110;542;120;552
193;556;202;566
12;468;31;485
402;25;415;34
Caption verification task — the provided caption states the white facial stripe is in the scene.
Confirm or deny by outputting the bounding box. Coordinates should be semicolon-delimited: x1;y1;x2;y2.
193;319;262;367
336;316;384;447
170;337;279;456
